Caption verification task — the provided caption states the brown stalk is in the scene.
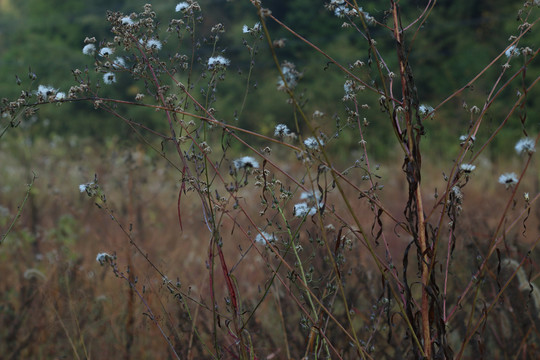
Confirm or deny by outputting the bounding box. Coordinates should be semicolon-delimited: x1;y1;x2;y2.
391;1;431;358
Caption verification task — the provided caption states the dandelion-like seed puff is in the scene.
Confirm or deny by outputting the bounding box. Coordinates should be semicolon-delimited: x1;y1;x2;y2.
82;44;96;56
175;2;189;12
103;72;116;84
207;55;230;70
460;163;476;173
233;156;259;170
99;47;114;57
515;137;536;155
498;172;518;188
96;252;113;265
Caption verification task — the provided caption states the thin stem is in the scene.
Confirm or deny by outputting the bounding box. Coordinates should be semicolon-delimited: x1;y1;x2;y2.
1;174;35;245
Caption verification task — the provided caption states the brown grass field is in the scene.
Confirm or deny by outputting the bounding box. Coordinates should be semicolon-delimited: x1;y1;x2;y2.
1;134;539;359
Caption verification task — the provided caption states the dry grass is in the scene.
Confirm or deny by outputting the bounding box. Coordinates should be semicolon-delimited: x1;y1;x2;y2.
1;135;539;359
1;2;540;359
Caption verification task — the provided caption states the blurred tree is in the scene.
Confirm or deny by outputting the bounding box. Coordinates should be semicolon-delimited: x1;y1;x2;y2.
0;0;536;158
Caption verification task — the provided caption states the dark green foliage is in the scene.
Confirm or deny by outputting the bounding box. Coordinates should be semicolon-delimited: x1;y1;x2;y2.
0;0;538;158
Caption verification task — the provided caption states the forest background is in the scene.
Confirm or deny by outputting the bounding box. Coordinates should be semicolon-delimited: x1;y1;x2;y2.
1;0;538;158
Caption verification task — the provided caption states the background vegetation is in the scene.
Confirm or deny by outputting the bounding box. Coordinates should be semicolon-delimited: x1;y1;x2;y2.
1;0;539;157
1;0;540;359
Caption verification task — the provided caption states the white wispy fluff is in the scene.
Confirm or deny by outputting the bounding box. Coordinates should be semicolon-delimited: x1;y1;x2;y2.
80;181;99;196
459;134;476;142
243;22;261;34
277;62;300;91
54;92;66;101
299;190;324;214
419;104;434;117
361;10;376;25
96;252;112;265
459;134;476;147
121;16;134;25
300;190;322;205
293;203;317;217
515;137;536;155
344;80;354;95
460;163;476;173
36;85;57;98
313;110;324;118
498;172;518;187
304;137;323;150
331;1;374;24
99;47;114;57
82;44;96;56
505;45;520;58
274;124;291;137
146;38;162;50
112;57;125;69
333;2;357;18
255;231;275;244
451;185;463;200
175;2;189;12
233;156;259;169
208;55;230;68
103;72;116;84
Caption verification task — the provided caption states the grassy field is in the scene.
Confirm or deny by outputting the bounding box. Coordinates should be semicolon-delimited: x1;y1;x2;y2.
1;133;539;359
1;1;540;359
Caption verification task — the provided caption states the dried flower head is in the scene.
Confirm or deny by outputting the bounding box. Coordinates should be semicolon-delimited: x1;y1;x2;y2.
333;3;357;18
312;110;324;118
293;202;317;217
277;61;301;91
344;80;354;95
79;179;100;196
505;45;520;58
146;38;162;50
274;124;291;137
304;137;323;150
121;16;134;25
234;156;259;169
498;172;518;188
207;55;230;69
342;79;365;100
242;22;261;34
82;44;96;56
96;252;113;265
55;92;66;101
419;104;435;118
255;231;276;244
459;134;476;147
460;163;476;173
99;47;114;57
36;85;58;99
175;2;189;12
515;137;536;155
112;57;125;69
300;190;323;207
103;72;116;84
